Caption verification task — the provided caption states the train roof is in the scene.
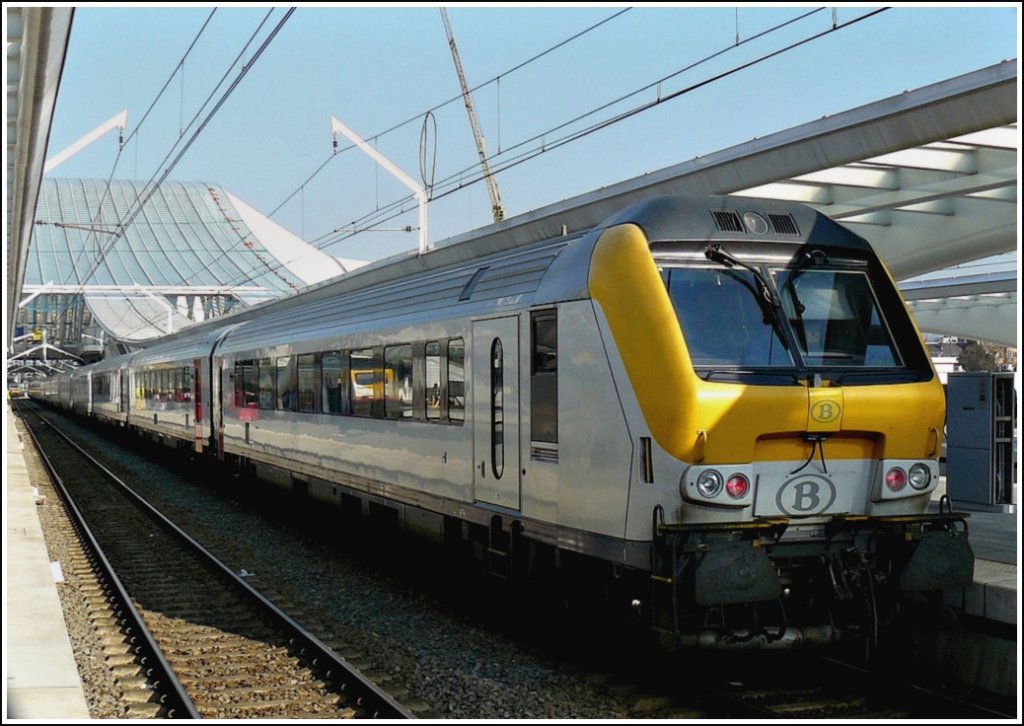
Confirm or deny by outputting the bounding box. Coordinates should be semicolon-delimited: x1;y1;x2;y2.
603;195;872;251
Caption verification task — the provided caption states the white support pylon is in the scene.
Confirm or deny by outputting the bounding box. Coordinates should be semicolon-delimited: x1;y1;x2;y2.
44;110;128;174
331;115;430;254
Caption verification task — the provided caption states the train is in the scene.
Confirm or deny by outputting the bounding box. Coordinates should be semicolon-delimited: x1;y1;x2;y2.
31;194;974;650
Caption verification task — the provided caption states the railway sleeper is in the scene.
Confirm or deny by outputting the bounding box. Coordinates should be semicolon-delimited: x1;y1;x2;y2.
124;702;165;719
188;680;334;700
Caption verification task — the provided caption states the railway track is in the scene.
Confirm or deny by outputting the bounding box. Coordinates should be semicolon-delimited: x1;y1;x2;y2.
18;403;411;719
686;651;1016;719
497;558;1015;720
35;472;175;717
554;630;1016;720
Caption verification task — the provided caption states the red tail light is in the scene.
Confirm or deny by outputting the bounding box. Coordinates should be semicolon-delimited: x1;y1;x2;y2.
726;474;750;499
885;467;907;492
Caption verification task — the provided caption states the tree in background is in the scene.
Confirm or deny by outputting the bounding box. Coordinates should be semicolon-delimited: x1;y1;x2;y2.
958;341;996;372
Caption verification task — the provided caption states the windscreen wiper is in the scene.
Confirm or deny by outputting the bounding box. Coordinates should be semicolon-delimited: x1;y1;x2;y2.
781;248;830;349
704;244;786;342
783;249;830;303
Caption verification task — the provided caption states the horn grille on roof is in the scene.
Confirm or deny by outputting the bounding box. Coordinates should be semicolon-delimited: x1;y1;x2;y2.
710;209;744;233
768;213;799;236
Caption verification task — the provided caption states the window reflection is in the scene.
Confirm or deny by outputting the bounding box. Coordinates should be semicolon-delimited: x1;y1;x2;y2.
448;339;465;422
297;353;319;413
322;352;345;414
666;267;792;367
666;264;903;371
776;269;900;367
425;341;441;420
384;345;413;419
258;358;275;409
350;349;377;417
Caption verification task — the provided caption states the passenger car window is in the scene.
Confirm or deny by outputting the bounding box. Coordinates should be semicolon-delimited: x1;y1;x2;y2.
448;339;465;423
297;353;319;413
384;345;413;419
425;341;441;420
322;351;346;414
258;358;275;409
350;349;377;417
276;356;296;411
531;312;558;443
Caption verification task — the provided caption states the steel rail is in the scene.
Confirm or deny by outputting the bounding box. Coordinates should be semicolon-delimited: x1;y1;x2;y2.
21;401;414;719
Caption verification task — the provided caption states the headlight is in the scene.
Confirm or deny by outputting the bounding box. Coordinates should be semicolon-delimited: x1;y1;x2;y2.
696;469;723;498
908;463;932;490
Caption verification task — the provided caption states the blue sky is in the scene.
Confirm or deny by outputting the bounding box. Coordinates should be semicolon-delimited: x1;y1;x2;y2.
45;4;1020;263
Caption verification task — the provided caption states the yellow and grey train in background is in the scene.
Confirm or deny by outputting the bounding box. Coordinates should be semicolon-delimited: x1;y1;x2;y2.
33;195;974;649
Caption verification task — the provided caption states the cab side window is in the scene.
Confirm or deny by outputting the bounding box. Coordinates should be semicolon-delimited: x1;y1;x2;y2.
531;311;558;443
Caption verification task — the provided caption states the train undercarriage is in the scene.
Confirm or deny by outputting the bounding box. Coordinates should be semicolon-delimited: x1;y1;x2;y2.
648;506;974;651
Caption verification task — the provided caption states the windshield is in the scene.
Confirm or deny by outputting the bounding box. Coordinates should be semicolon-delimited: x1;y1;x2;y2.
776;268;901;367
664;264;903;371
665;267;793;367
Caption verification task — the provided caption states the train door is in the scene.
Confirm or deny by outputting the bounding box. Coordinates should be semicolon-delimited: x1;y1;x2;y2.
472;316;521;510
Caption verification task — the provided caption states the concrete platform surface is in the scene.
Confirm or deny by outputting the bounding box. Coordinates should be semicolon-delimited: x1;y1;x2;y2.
930;487;1018;626
4;402;90;719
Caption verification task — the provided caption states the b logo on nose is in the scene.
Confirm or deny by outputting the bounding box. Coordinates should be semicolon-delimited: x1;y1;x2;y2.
810;400;840;423
776;474;836;516
791;480;822;512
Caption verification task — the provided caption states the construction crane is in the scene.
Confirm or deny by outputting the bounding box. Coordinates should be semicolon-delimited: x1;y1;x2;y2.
440;8;505;224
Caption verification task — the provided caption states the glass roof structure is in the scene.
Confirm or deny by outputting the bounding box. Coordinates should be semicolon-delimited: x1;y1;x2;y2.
29;178;307;294
81;292;195;343
12;178;354;362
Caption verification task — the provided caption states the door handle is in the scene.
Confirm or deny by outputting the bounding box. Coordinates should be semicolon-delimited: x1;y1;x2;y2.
479;461;486;478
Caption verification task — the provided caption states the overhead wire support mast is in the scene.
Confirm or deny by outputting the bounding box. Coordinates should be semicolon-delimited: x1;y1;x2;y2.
440;8;505;224
331;116;430;254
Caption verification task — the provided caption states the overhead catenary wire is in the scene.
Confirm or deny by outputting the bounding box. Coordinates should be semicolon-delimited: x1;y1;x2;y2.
60;9;219;297
74;8;296;293
306;7;856;255
138;7;641;324
187;5;881;308
267;7;632;218
417;7;835;216
105;9;282;239
51;8;250;330
43;9;297;345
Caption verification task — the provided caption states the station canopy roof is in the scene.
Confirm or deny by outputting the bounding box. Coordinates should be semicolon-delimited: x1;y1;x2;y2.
729;120;1017;348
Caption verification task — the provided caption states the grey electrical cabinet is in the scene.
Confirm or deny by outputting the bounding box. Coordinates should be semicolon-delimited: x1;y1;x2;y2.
946;372;1017;512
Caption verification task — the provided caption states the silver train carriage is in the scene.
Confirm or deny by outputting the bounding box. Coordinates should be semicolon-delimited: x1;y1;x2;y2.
38;195;973;649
